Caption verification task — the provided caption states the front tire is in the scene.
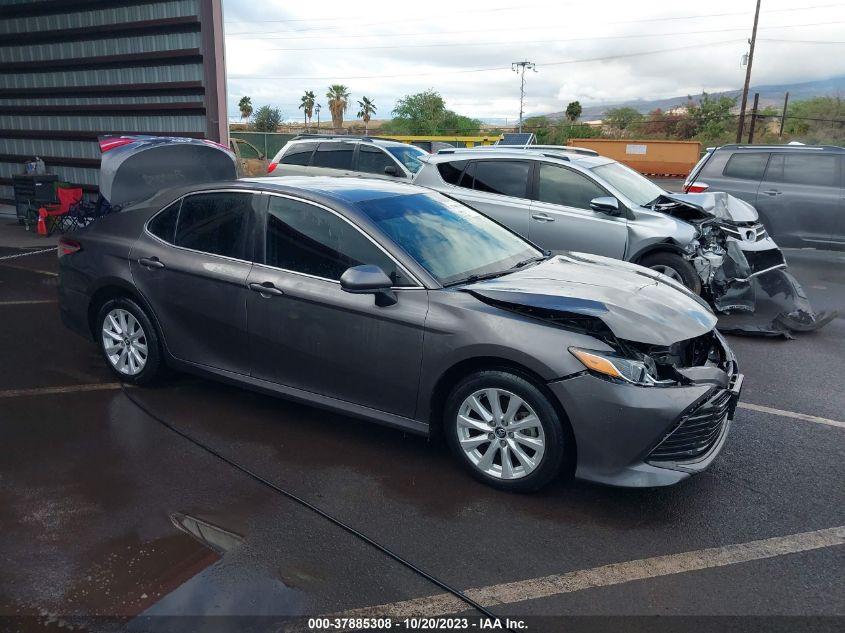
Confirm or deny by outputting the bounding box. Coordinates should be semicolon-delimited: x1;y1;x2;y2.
96;297;163;385
640;251;702;295
444;371;570;492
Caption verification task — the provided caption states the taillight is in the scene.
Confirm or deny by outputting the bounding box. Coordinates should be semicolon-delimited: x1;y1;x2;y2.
58;237;82;258
98;136;135;153
267;162;278;174
684;181;709;193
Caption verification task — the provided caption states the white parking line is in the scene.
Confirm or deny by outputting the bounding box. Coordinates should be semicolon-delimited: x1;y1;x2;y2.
0;299;58;306
739;402;845;429
0;383;123;399
337;526;845;618
0;262;58;277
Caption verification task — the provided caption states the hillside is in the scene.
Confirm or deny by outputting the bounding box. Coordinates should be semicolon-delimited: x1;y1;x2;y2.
543;74;845;121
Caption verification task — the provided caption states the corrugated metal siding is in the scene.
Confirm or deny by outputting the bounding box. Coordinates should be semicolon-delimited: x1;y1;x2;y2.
2;64;204;90
0;1;198;35
0;32;202;63
0;0;223;202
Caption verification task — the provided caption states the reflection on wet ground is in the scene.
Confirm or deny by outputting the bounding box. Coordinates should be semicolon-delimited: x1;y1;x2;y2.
0;391;451;630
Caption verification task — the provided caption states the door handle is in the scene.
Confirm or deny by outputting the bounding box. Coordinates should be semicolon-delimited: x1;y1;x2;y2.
249;281;284;297
138;257;165;269
531;213;555;222
762;189;782;196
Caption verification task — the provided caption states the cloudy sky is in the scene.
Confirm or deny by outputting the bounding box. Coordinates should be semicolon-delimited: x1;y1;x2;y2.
222;0;845;123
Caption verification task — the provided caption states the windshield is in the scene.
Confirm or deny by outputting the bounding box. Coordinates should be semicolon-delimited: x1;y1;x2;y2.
386;145;427;174
356;192;541;286
591;161;665;206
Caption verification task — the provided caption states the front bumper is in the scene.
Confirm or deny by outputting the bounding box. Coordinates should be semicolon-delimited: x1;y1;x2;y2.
549;339;742;488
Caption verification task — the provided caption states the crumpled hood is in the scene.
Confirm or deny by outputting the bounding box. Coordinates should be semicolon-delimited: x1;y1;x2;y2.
659;191;759;223
464;253;717;345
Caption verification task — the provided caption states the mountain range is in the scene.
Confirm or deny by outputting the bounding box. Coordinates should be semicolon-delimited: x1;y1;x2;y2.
542;74;845;121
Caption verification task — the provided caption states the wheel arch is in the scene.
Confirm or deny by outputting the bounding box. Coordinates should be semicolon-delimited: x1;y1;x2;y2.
629;240;688;265
427;356;577;471
87;280;164;348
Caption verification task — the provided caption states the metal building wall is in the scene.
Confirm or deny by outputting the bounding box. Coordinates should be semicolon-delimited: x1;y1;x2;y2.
0;0;227;203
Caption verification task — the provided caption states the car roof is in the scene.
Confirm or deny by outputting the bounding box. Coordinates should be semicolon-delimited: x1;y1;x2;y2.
241;175;423;202
421;149;613;168
287;136;416;149
713;144;845;153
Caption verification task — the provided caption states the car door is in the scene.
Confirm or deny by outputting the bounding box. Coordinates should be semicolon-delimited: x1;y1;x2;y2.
246;193;428;418
757;152;842;248
529;162;627;258
307;142;356;177
273;141;317;177
707;150;769;207
355;144;406;180
232;139;268;177
130;190;258;374
448;160;533;237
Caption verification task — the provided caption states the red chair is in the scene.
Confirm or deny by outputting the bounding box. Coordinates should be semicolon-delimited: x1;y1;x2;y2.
37;187;83;236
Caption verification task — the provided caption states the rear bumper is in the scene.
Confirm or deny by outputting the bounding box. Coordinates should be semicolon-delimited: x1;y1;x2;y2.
549;340;742;488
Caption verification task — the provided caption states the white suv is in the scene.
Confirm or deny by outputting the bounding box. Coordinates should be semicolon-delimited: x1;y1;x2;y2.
267;135;428;180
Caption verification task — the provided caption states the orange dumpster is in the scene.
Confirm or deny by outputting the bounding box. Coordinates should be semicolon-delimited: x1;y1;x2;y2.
568;139;702;177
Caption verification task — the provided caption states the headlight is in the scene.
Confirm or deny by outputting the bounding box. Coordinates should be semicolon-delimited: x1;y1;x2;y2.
569;347;672;387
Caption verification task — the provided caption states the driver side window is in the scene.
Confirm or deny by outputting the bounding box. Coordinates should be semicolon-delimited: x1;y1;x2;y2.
264;196;415;286
537;164;608;210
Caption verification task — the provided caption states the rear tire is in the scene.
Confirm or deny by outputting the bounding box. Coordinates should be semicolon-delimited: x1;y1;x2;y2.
96;297;163;385
444;370;570;492
640;251;702;295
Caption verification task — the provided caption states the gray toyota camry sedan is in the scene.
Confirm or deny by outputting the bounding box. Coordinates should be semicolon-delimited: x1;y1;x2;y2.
58;176;742;492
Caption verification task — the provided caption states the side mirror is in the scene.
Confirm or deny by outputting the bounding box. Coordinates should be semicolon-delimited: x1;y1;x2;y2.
384;165;400;177
590;196;621;216
340;265;397;306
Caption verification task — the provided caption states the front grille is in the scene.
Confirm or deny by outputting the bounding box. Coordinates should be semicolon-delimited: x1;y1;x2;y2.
648;389;731;462
744;248;785;275
721;223;769;242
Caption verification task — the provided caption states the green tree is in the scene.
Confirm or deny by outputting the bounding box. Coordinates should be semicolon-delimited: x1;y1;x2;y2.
251;105;282;132
238;96;253;121
565;101;582;123
357;96;377;134
298;90;316;131
784;96;845;144
603;107;643;137
326;84;351;133
385;89;481;135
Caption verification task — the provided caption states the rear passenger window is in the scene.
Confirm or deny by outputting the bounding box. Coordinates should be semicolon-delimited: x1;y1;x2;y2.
723;153;769;180
764;153;840;187
174;192;254;259
312;143;354;170
537;164;606;210
280;142;317;166
471;161;530;198
148;201;179;242
264;196;413;286
437;160;468;185
357;146;396;175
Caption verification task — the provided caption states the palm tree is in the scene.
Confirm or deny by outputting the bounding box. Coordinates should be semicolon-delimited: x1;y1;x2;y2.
326;84;350;133
299;90;316;131
357;96;377;135
238;96;253;121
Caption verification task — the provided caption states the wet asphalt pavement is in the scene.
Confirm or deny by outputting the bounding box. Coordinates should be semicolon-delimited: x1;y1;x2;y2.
0;231;843;632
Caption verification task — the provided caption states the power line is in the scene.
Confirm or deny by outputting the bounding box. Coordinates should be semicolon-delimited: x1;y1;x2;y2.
259;21;845;52
228;39;744;81
226;4;845;38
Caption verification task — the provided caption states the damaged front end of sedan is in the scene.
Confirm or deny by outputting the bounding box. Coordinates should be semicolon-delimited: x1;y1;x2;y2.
650;192;836;337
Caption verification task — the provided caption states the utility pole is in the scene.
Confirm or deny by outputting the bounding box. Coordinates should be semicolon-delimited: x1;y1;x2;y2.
512;61;536;133
736;0;762;143
747;92;760;143
779;91;789;137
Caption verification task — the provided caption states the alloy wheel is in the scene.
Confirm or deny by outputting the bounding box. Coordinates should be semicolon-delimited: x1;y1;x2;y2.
650;264;684;283
102;308;148;376
456;388;546;480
